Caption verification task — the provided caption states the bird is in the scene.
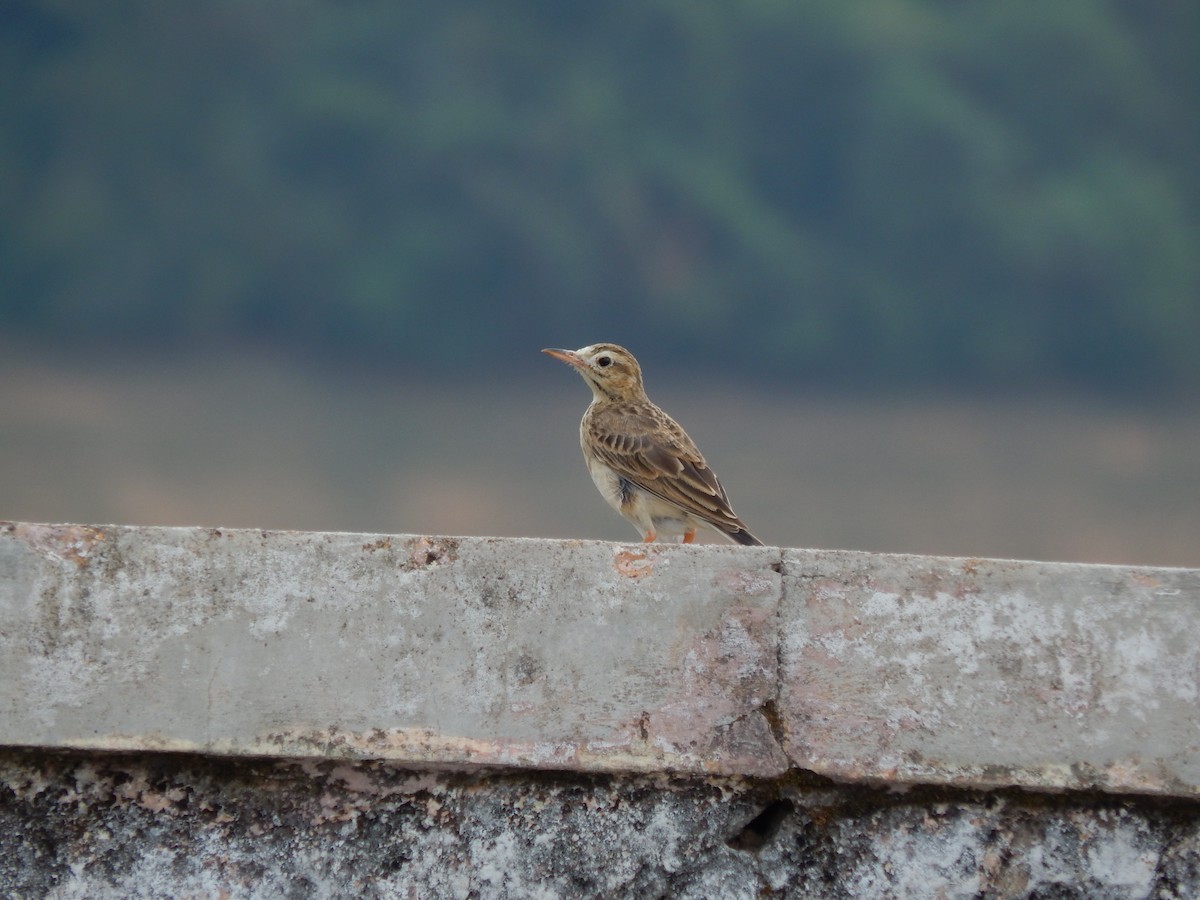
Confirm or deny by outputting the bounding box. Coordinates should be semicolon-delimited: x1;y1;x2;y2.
542;343;764;546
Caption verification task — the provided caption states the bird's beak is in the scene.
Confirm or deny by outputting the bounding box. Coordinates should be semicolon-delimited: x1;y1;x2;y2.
542;348;587;371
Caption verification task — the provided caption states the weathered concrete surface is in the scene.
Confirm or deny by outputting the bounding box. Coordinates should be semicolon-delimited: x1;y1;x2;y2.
0;522;785;776
2;522;1199;797
2;749;1197;899
781;550;1200;796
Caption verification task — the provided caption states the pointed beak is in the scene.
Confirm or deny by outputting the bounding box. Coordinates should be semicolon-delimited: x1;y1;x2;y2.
542;348;587;371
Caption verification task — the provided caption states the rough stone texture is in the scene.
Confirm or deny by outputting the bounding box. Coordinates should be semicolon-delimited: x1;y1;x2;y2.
0;522;784;776
780;550;1200;796
1;749;1197;899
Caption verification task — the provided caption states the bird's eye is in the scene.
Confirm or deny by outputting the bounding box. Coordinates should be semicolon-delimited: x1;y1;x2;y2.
597;355;612;368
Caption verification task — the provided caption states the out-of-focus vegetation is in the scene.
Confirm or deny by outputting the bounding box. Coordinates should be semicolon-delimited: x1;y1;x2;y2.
2;1;1197;388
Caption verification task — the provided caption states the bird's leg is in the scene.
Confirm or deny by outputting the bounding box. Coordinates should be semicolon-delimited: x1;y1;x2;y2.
682;528;696;544
642;529;657;543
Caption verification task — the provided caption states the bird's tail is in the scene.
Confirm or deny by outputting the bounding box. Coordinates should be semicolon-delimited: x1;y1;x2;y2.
728;527;765;547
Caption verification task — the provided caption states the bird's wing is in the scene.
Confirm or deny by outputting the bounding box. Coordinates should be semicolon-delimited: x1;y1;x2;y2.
587;404;747;531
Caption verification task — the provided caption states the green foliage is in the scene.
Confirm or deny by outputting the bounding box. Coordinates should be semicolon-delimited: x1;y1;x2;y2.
2;0;1197;387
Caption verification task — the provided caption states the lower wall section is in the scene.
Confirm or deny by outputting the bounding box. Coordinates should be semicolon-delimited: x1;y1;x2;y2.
2;749;1197;899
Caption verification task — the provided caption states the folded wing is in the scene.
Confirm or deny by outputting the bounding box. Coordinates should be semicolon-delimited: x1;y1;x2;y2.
586;404;749;534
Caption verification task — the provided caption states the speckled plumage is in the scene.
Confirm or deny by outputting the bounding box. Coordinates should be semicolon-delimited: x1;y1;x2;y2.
543;343;763;546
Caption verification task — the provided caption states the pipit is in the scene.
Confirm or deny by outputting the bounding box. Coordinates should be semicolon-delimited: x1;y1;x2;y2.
542;343;764;546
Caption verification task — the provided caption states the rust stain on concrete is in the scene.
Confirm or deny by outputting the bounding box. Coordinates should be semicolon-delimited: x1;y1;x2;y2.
11;522;107;567
613;548;653;578
253;724;785;777
407;536;458;568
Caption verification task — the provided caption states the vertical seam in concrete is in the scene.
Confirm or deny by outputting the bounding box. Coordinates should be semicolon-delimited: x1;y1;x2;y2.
763;553;788;756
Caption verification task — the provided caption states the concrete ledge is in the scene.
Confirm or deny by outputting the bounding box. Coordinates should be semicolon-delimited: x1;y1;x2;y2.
780;551;1200;796
1;523;785;777
1;522;1197;797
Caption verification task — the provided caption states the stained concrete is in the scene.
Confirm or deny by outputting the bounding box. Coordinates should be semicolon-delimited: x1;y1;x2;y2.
1;523;784;776
780;549;1200;795
2;522;1197;795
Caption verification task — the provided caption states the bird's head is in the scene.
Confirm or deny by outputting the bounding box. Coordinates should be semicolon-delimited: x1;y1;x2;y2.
542;343;646;402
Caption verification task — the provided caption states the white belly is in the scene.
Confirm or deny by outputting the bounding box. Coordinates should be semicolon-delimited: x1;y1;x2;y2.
585;455;695;540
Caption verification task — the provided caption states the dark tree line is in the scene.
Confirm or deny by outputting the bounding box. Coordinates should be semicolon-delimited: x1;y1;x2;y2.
2;1;1197;388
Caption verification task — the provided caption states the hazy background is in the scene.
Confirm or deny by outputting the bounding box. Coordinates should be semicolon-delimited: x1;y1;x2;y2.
2;3;1197;566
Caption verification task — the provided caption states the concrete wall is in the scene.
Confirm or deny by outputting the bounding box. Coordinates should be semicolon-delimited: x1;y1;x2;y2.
2;522;1198;897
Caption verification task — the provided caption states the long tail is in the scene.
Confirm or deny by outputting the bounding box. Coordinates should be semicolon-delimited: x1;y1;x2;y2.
728;527;764;547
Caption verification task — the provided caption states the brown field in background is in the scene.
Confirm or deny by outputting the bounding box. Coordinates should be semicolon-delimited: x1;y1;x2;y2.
2;350;1197;568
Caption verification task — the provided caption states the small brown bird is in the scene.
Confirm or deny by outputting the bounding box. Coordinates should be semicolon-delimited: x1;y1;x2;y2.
542;343;764;546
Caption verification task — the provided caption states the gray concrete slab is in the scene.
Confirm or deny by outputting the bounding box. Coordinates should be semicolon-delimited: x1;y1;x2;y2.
3;522;1198;796
780;549;1200;795
0;523;785;776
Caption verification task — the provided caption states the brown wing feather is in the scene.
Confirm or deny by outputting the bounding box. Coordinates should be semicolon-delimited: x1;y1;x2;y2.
587;402;747;530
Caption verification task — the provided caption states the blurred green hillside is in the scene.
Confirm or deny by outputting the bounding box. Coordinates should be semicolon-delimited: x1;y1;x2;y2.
2;1;1197;388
